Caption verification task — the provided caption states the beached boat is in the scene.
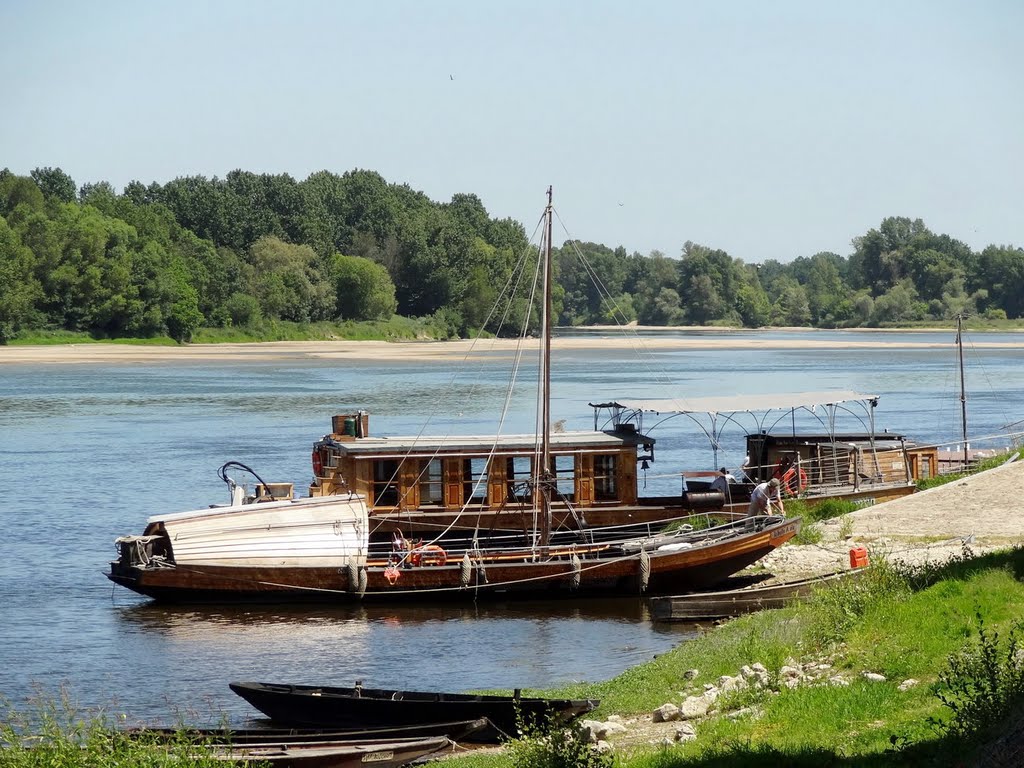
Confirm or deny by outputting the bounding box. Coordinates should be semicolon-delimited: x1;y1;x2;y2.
126;718;489;745
649;569;864;622
229;681;596;741
203;735;452;767
107;189;802;603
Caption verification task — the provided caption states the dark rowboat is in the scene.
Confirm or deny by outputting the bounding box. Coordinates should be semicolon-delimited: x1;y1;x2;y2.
229;681;599;742
649;569;864;622
125;717;489;745
204;735;452;768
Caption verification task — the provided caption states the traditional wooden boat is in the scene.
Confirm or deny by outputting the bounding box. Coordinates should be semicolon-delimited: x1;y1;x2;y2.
593;392;938;514
125;717;489;745
106;189;802;603
649;569;864;622
203;735;452;768
228;681;597;741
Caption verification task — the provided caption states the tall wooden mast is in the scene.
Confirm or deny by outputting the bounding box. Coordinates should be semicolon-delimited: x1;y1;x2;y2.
539;186;554;549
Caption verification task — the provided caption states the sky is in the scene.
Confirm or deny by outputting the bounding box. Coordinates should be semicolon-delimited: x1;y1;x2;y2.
3;0;1022;263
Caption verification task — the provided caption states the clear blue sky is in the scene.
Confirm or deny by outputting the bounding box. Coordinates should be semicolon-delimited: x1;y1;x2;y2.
3;0;1021;263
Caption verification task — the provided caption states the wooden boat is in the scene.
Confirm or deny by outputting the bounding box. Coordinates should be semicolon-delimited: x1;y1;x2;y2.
125;717;489;745
203;735;452;768
649;569;864;621
593;392;938;514
106;190;802;603
229;681;597;741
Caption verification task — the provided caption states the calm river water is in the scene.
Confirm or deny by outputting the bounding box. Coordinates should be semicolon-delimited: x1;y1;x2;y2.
1;329;1022;725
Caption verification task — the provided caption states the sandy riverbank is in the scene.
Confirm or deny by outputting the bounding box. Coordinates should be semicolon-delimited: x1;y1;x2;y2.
757;457;1024;583
4;334;1024;365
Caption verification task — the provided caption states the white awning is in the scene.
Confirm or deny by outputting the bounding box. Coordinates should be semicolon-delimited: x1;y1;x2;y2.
592;391;878;416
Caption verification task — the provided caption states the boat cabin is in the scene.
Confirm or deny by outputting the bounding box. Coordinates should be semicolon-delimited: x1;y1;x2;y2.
745;432;938;490
309;413;656;516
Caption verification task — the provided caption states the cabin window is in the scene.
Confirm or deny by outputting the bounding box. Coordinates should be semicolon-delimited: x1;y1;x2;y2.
420;458;443;506
551;455;575;502
462;458;489;505
506;456;533;503
372;459;400;507
594;454;618;501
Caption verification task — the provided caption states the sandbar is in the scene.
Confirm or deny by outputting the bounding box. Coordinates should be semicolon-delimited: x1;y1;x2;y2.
3;333;1024;366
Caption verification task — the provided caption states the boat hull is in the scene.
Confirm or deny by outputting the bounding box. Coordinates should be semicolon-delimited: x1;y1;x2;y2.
229;682;597;741
108;516;802;603
649;568;863;621
205;735;452;768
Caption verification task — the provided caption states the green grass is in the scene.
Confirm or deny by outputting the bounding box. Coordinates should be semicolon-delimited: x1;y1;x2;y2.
0;691;234;768
8;315;457;346
448;547;1024;768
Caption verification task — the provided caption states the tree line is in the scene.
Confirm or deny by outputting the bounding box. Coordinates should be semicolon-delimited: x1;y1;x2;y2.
1;165;1021;344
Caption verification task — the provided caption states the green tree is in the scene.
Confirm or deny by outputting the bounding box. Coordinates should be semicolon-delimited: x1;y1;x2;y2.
249;236;333;322
30;167;76;203
869;280;925;325
771;277;812;326
330;253;398;321
0;217;42;341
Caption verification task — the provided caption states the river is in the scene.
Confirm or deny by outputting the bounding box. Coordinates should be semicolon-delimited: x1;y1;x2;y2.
1;329;1022;725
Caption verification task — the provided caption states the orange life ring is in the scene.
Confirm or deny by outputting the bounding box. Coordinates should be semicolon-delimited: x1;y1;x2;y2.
781;466;808;496
410;545;447;567
312;450;324;476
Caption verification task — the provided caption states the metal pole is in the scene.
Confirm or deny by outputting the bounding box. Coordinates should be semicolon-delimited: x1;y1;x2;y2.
957;314;968;469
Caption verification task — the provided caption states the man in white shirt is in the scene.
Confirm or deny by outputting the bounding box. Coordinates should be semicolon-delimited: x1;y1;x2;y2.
747;477;784;517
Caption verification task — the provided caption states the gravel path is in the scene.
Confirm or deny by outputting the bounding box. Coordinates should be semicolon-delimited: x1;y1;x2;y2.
757;457;1024;581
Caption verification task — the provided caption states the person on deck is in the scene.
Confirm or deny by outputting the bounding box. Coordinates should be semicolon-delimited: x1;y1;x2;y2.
710;467;735;502
747;477;784;517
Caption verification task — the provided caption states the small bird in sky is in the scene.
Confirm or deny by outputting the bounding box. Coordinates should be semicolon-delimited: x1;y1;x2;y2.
450;74;454;80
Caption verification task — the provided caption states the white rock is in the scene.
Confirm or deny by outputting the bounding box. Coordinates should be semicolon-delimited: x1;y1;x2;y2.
606;714;622;723
863;672;887;683
579;719;602;743
675;722;697;742
595;740;612;753
678;695;712;719
653;703;680;723
898;679;919;691
718;674;747;693
602;721;628;737
726;707;754;720
829;675;850;686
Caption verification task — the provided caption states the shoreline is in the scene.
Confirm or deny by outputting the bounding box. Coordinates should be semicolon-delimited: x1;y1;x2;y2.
4;333;1024;365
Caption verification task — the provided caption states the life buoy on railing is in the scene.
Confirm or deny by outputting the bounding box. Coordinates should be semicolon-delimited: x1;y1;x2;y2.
410;545;448;567
781;466;808;496
311;450;324;477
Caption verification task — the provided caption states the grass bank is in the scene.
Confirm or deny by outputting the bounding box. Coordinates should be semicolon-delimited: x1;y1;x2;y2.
450;547;1024;767
7;315;456;346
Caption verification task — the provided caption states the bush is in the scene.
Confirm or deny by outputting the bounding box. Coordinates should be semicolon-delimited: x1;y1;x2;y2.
506;717;613;768
930;613;1024;742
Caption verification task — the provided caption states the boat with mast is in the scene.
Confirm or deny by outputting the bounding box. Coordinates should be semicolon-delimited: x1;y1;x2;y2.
107;188;802;603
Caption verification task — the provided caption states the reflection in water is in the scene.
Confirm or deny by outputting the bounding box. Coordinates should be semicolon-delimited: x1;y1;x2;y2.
106;598;696;723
